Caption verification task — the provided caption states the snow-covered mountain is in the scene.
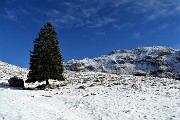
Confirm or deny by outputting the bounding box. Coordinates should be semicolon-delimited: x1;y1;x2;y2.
65;46;180;80
1;46;179;81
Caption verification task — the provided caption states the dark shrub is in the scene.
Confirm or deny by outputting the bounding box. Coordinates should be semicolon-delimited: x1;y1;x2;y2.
8;76;24;87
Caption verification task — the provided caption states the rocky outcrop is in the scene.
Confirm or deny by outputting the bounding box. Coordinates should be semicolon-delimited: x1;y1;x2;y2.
8;76;24;87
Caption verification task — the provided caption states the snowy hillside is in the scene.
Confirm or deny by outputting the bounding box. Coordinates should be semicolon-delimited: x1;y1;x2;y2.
0;60;180;120
65;46;180;80
1;71;180;120
0;46;180;120
0;61;28;80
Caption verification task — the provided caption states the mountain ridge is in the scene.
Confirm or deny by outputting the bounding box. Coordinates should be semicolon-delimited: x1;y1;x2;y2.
65;46;180;80
0;46;180;80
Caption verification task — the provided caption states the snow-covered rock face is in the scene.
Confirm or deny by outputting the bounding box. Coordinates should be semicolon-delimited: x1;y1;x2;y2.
0;61;28;80
65;46;180;80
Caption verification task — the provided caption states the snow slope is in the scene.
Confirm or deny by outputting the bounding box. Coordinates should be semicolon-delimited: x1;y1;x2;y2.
1;77;180;120
0;61;28;80
65;46;180;79
0;46;180;120
0;65;180;120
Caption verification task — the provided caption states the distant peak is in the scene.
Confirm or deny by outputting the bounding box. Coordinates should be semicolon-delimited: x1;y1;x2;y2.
134;46;174;50
109;46;176;55
109;49;130;55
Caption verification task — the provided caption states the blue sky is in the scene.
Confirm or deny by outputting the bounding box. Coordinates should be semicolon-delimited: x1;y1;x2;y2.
0;0;180;68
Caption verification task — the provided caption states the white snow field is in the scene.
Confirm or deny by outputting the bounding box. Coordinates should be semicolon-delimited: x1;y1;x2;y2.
0;66;180;120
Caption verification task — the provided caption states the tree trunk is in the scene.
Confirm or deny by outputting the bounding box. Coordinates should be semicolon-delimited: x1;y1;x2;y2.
46;79;49;85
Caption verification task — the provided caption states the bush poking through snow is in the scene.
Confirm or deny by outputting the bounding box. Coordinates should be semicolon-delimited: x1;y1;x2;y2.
8;76;24;87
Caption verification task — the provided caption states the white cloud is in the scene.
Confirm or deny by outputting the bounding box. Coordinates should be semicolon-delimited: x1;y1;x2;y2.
132;32;141;39
113;23;135;30
89;18;116;28
82;8;100;18
2;0;179;30
95;31;105;35
157;24;171;30
4;8;18;21
126;0;180;21
62;0;179;28
45;4;116;28
32;18;43;24
3;8;29;21
112;0;133;7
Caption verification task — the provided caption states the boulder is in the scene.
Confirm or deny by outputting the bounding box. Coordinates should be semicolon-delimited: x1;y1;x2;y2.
86;65;95;71
133;71;146;76
8;76;24;87
68;62;84;71
174;73;180;80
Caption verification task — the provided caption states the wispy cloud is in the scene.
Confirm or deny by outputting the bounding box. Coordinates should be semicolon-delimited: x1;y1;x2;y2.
157;23;171;30
89;18;116;28
45;3;117;29
3;7;29;22
1;0;179;31
95;31;105;35
32;18;43;24
44;0;179;29
126;0;180;21
147;7;179;21
132;32;141;39
113;23;135;30
4;8;18;21
175;24;180;33
148;22;179;35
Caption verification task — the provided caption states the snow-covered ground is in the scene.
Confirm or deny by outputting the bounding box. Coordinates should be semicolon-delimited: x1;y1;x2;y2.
0;70;180;120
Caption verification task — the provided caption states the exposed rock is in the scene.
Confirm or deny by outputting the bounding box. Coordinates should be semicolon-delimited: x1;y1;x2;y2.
66;60;85;71
133;71;146;76
174;73;180;80
85;65;96;71
8;76;24;87
78;85;85;89
117;59;125;64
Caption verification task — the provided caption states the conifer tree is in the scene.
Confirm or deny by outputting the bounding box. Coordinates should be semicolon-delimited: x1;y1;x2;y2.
26;22;64;85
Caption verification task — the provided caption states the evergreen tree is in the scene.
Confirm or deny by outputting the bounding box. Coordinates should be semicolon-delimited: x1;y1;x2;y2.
26;22;64;85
